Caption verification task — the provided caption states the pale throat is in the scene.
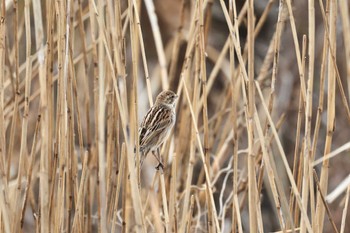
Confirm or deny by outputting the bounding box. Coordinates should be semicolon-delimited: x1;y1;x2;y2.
162;102;175;108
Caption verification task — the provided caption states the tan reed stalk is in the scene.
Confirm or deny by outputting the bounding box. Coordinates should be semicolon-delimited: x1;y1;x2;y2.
20;115;41;229
66;0;74;231
300;34;311;233
218;0;247;80
106;95;116;224
96;0;107;231
111;138;125;232
149;191;163;232
121;144;129;233
74;0;89;165
315;0;337;231
185;195;195;233
197;0;215;232
7;0;20;184
256;3;291;230
144;0;169;90
340;186;350;233
11;0;33;231
254;0;275;36
178;52;199;233
246;0;259;232
255;0;287;83
198;38;230;111
71;151;89;233
159;170;170;232
168;0;186;84
181;75;221;232
46;0;55;228
310;0;328;175
104;2;145;230
130;0;153;105
103;1;116;225
255;109;289;231
231;70;243;229
35;0;50;231
339;0;350;97
0;3;12;226
255;82;313;232
313;143;350;168
291;138;304;226
128;0;141;189
229;2;241;231
68;2;77;233
175;2;205;231
320;2;350;124
168;152;177;232
285;0;306;101
264;0;286;119
210;90;235;173
309;3;329;229
290;90;303;228
313;170;339;233
54;0;65;231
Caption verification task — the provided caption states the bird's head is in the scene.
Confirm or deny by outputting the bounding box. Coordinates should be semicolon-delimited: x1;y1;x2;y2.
155;90;178;106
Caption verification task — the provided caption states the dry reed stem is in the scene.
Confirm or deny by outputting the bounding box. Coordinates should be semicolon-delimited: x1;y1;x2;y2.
159;170;170;232
255;81;313;232
130;0;153;105
313;142;350;167
0;3;10;232
228;1;241;232
168;152;177;232
255;111;290;231
285;0;306;102
246;0;259;232
12;0;32;230
339;0;350;97
340;185;350;233
318;0;350;124
149;192;163;233
185;195;195;233
0;3;9;221
7;0;20;185
144;0;169;90
121;144;129;233
181;77;220;232
37;0;49;231
111;139;125;232
326;175;350;204
300;33;312;233
178;54;199;233
71;151;89;233
290;86;303;227
315;0;337;231
168;0;186;83
313;170;339;233
197;0;215;232
20;115;41;229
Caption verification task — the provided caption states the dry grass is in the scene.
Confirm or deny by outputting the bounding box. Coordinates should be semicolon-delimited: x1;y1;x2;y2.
0;0;350;232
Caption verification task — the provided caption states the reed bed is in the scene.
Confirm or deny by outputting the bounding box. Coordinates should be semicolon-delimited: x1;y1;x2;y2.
0;0;349;232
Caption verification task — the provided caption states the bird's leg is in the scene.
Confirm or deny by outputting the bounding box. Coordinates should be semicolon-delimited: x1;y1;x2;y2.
152;148;164;170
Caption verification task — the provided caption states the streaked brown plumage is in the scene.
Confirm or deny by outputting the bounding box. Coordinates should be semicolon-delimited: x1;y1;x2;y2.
138;90;178;169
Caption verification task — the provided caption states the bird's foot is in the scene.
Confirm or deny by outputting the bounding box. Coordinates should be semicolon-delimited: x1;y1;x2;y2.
155;162;164;171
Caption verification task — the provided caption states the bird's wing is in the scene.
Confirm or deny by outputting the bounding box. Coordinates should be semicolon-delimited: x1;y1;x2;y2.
139;105;174;147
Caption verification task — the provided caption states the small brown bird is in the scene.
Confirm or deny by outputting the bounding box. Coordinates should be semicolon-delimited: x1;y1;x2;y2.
138;90;178;169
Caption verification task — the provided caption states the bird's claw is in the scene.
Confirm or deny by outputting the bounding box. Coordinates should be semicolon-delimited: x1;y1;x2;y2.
155;162;164;170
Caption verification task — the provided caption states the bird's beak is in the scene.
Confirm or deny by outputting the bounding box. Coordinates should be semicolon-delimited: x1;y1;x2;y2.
175;94;178;99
